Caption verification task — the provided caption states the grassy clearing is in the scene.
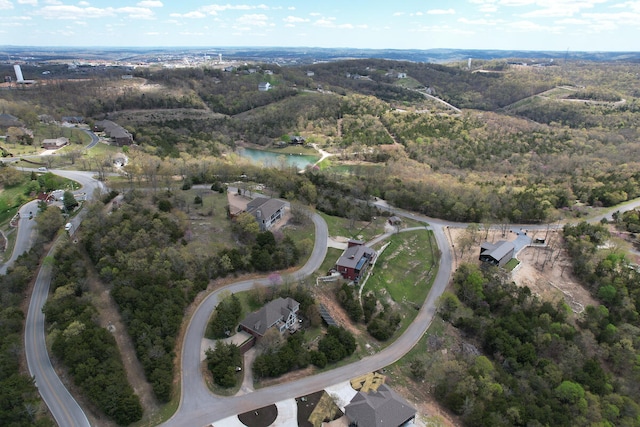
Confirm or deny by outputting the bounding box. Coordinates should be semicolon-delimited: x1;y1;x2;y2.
322;162;385;177
319;212;387;242
394;76;423;89
179;187;236;251
505;258;520;271
131;398;179;427
317;248;343;277
366;230;437;305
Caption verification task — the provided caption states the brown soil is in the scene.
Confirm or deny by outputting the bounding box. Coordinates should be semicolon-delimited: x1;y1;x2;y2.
315;286;362;338
447;227;596;313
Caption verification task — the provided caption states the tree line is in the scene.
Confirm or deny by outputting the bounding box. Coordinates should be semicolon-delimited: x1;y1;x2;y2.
44;243;143;425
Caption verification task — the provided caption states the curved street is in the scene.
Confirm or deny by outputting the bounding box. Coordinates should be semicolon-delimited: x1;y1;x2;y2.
19;169;104;427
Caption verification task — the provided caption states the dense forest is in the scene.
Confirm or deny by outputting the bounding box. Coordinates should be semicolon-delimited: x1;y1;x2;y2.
418;220;640;426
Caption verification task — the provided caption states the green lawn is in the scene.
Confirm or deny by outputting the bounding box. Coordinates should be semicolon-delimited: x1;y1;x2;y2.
365;230;437;305
505;258;520;271
317;248;343;278
319;212;388;242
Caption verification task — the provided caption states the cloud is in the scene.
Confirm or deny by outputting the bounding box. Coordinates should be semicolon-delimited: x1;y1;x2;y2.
498;0;608;17
555;17;590;24
458;17;503;25
0;0;13;10
312;17;360;29
18;0;37;5
283;15;309;24
77;1;89;6
410;24;474;35
170;10;205;18
117;7;155;19
469;0;499;12
236;13;270;27
137;0;163;7
393;12;405;16
199;3;268;15
506;19;564;32
427;8;455;15
582;10;640;26
34;5;156;19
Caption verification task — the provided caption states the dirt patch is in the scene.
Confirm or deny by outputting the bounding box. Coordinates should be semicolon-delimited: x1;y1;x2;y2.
513;245;598;313
447;227;596;313
237;404;278;427
296;390;324;427
315;287;362;338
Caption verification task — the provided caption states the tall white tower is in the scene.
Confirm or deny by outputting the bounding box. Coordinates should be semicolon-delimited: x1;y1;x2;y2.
218;53;222;63
13;64;24;82
468;58;472;69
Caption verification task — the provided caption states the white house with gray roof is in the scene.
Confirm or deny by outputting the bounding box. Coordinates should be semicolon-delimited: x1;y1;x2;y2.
246;197;286;231
239;297;300;338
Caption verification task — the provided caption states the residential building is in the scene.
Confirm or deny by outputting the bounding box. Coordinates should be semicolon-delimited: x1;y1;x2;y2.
239;297;300;338
479;240;515;267
345;383;416;427
61;116;84;124
335;240;376;282
0;113;22;130
290;135;305;145
258;81;271;91
94;120;133;146
41;137;69;149
246;197;286;231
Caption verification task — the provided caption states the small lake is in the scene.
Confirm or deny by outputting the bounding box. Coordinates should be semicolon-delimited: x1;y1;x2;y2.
237;147;318;170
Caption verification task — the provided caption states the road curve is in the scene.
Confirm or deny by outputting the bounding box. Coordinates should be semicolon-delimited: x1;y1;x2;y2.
163;210;452;427
25;241;91;427
21;169;104;427
0;199;39;275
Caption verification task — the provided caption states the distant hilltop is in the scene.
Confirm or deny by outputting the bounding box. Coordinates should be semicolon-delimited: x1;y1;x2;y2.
1;46;640;65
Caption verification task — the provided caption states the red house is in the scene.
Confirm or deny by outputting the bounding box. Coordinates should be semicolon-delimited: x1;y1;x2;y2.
335;240;376;282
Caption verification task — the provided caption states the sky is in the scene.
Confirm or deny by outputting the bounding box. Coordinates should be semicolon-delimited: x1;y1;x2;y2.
1;0;639;51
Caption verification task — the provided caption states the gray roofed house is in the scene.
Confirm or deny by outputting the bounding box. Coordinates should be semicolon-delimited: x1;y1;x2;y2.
345;383;416;427
0;113;22;129
41;137;69;149
246;197;286;231
239;297;300;338
94;120;133;146
479;240;515;267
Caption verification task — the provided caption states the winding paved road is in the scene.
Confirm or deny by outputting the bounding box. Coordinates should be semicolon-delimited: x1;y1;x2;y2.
19;170;104;427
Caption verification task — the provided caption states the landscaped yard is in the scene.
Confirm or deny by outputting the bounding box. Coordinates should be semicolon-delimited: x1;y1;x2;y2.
364;230;438;333
320;212;388;242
